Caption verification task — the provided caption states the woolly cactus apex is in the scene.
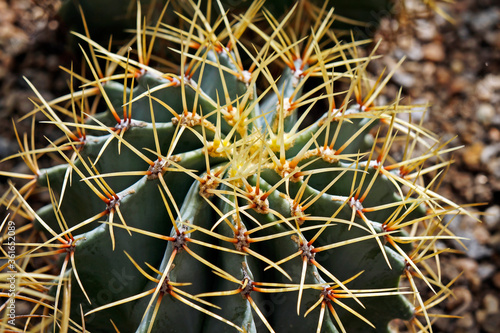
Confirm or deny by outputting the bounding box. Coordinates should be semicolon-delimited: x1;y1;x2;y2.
1;1;469;332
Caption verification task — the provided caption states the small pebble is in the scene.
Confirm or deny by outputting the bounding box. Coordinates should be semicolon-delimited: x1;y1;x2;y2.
476;75;500;102
484;206;500;231
476;103;495;125
447;286;472;313
485;30;500;48
488;128;500;141
487;157;500;178
391;70;415;88
481;143;500;164
492;272;500;289
462;142;484;171
483;294;499;313
422;42;446;62
451;59;465;73
455;312;475;329
481;312;500;333
436;66;451;85
477;263;496;280
449;76;470;94
473;224;491;244
415;19;438;41
469;10;500;33
489;233;500;252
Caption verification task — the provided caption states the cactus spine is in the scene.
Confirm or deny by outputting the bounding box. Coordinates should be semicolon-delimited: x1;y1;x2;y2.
1;1;467;332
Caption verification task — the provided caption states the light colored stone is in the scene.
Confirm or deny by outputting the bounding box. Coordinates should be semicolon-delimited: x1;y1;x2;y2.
422;42;446;62
484;205;500;230
476;103;495;125
483;294;499;313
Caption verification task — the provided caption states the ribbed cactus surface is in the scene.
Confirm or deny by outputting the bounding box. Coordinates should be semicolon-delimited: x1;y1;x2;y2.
1;1;466;332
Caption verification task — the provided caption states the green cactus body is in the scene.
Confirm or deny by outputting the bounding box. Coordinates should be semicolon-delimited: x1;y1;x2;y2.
1;1;467;333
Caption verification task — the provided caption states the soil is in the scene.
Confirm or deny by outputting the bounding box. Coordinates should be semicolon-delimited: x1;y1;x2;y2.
0;0;499;332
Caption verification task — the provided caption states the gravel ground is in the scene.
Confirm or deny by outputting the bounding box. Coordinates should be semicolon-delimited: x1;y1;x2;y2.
0;0;498;332
375;1;500;332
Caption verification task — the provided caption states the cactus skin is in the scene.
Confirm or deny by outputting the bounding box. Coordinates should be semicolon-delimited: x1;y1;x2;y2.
1;1;466;333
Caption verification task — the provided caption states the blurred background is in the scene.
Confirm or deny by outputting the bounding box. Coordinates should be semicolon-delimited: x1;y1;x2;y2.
0;0;498;331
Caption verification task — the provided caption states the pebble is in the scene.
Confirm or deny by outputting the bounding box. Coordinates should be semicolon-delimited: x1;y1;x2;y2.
484;205;500;231
477;263;496;280
436;66;452;84
0;2;15;23
16;300;32;316
447;286;472;313
473;224;491;244
481;143;500;178
489;233;500;252
485;30;500;48
451;59;465;73
462;142;484;171
449;76;470;94
415;19;438;41
391;70;415;88
481;312;500;333
487;157;500;178
422;61;436;78
476;75;500;102
483;294;499;313
408;98;430;122
476;103;495;125
488;128;500;141
456;258;482;290
396;42;424;61
492;272;500;289
447;215;493;260
476;310;488;328
455;312;476;331
422;42;446;62
475;174;489;185
480;143;500;164
469;9;500;33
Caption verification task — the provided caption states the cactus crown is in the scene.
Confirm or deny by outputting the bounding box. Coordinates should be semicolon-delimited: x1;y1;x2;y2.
1;1;468;332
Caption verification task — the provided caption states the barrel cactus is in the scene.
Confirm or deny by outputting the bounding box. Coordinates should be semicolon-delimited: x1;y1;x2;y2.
1;1;466;332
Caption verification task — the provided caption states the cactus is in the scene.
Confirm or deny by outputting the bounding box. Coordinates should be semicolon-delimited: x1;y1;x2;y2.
1;1;467;332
